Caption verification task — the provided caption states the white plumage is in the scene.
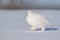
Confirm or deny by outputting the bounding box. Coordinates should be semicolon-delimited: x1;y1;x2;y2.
26;10;51;31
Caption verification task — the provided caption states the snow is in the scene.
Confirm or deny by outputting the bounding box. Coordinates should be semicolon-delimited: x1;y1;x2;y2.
0;9;60;40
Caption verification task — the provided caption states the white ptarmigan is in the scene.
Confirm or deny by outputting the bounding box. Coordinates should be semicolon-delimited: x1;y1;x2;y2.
26;10;52;31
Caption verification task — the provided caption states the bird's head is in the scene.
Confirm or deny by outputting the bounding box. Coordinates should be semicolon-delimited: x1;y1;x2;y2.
25;10;32;16
27;10;32;14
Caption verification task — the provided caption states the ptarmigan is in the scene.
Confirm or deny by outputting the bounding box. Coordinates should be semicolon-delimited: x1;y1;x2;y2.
26;10;52;31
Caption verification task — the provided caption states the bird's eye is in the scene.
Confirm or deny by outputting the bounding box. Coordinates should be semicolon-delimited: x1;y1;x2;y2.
29;13;30;14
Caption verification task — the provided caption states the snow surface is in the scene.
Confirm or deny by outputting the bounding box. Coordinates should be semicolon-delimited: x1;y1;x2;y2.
0;9;60;40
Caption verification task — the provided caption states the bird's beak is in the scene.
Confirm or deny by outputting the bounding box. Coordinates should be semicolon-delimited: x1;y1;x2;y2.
25;13;28;16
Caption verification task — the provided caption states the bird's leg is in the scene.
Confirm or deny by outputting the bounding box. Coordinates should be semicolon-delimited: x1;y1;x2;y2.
41;28;45;32
30;26;36;31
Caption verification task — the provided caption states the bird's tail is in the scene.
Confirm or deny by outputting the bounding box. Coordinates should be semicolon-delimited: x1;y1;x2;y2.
47;23;55;27
47;23;59;27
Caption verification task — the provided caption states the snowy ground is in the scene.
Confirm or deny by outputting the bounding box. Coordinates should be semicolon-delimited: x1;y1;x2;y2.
0;9;60;40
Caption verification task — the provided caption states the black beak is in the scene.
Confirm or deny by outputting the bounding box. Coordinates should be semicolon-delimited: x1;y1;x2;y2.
25;13;28;16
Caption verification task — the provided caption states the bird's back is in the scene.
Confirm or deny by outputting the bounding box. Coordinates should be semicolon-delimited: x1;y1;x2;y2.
26;13;49;27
